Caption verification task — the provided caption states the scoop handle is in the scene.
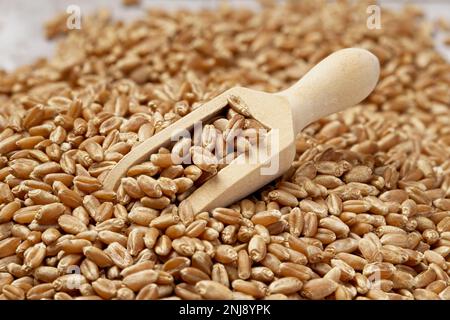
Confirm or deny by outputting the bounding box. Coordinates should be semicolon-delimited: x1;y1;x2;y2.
276;48;380;135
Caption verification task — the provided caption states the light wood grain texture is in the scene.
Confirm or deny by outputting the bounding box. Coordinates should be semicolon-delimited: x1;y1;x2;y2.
103;48;380;213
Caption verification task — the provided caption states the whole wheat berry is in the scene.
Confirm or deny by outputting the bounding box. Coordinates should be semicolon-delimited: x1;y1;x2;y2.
0;0;450;300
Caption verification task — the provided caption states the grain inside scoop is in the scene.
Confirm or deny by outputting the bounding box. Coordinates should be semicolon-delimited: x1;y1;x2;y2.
104;48;380;213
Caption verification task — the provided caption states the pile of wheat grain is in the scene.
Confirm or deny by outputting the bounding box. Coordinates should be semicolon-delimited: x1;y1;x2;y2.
0;0;450;300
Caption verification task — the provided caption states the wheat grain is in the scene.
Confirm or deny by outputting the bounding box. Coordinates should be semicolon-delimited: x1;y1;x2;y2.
1;0;450;300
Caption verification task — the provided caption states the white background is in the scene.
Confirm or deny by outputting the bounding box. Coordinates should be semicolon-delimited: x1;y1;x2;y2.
0;0;449;71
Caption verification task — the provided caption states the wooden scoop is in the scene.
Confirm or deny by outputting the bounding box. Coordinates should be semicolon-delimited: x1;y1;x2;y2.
103;48;380;213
